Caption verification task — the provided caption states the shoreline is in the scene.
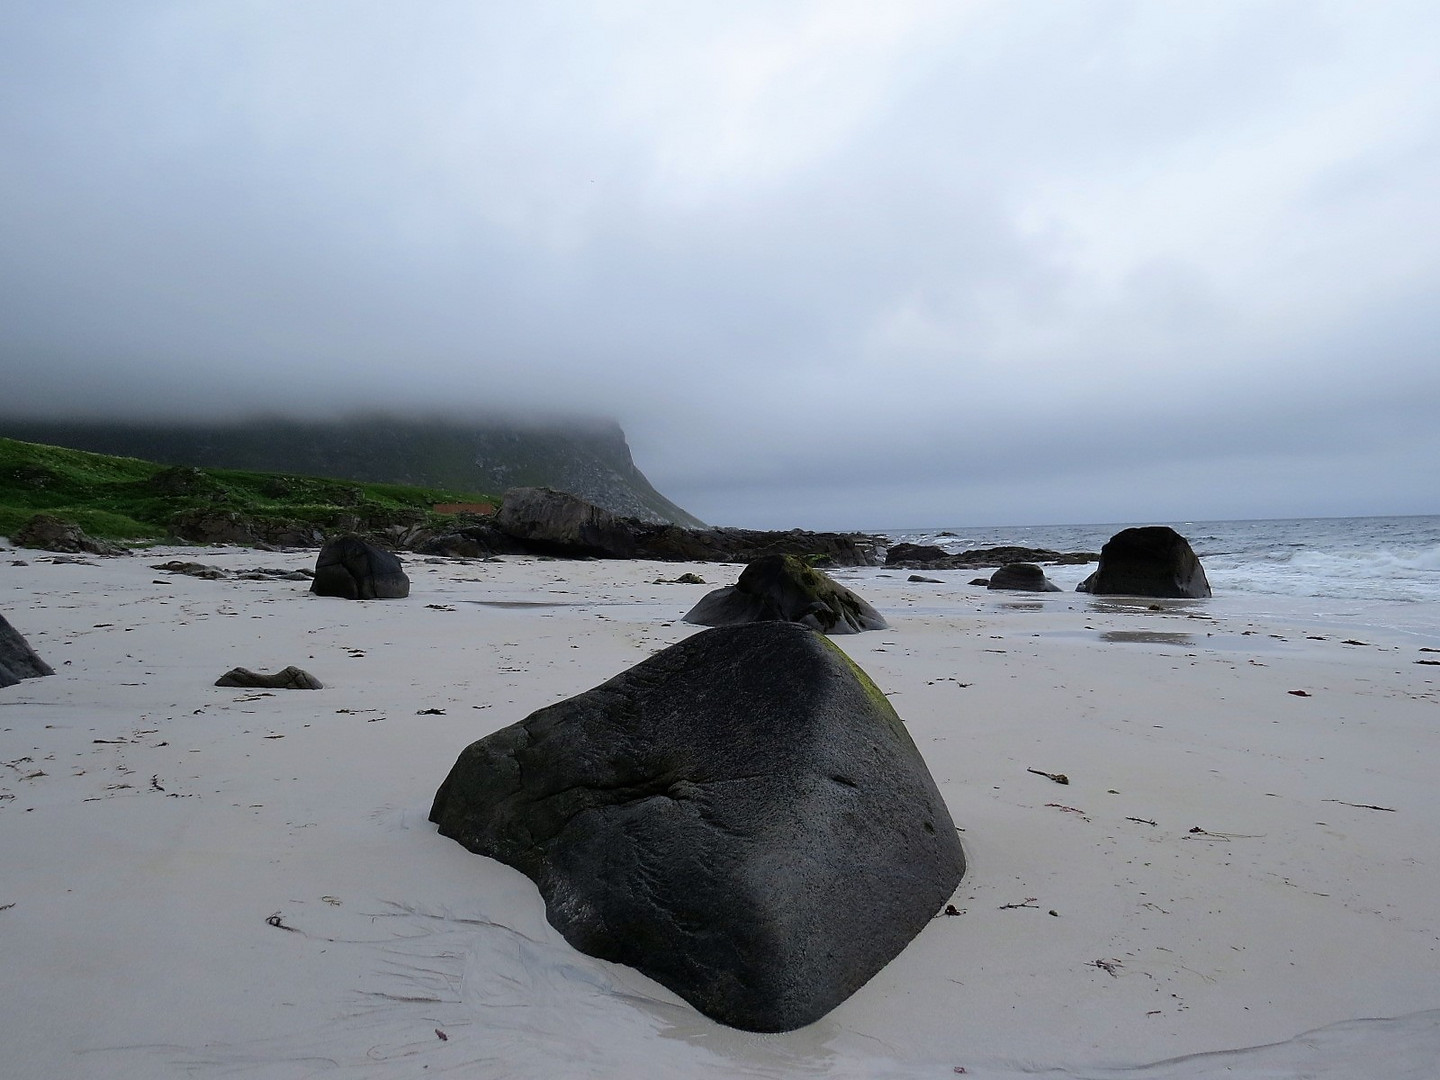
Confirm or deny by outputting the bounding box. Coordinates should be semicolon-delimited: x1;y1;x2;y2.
3;544;1439;1077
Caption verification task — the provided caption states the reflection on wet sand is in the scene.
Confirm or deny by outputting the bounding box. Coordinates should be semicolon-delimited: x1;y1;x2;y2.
1099;629;1197;646
466;600;583;608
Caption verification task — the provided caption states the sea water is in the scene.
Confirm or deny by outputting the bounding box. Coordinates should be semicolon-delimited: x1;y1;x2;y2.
874;515;1440;647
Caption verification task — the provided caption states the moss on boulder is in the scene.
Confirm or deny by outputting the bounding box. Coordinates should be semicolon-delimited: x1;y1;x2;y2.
682;554;887;634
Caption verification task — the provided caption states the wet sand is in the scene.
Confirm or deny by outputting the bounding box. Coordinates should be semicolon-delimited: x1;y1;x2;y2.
3;545;1438;1078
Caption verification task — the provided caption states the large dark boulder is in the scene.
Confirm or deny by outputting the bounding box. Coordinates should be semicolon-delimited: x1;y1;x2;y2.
430;622;963;1032
310;535;410;599
682;554;887;634
987;562;1061;592
168;508;325;548
495;487;638;558
1;613;54;689
1076;526;1211;598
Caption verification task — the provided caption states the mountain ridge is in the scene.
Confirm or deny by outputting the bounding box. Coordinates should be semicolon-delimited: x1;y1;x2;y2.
0;415;705;528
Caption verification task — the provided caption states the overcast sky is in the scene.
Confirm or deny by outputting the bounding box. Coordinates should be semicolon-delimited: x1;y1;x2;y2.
2;2;1438;529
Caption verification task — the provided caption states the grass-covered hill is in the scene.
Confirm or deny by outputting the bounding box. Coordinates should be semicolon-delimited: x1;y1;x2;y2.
0;415;705;528
0;436;501;545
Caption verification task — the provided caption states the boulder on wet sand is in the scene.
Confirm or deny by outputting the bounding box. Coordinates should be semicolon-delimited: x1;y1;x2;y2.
311;535;410;600
1;613;54;688
1076;526;1212;599
682;554;887;635
430;621;964;1032
151;560;229;580
987;562;1061;592
214;665;323;690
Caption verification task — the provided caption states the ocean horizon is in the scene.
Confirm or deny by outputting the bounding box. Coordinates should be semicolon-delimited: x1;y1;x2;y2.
854;514;1440;651
873;513;1440;599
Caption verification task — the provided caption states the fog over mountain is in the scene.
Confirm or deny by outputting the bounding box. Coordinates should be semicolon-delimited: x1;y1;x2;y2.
3;2;1437;529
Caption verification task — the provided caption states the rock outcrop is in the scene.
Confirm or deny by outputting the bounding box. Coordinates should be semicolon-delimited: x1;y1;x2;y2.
1;613;53;688
310;535;410;599
683;555;887;634
885;542;1097;571
986;562;1061;592
1076;526;1212;598
168;508;326;548
494;487;638;558
627;521;884;566
430;621;964;1032
12;514;128;557
420;488;885;566
413;530;496;559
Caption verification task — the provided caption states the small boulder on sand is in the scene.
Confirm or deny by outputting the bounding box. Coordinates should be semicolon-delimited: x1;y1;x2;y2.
214;666;323;690
682;554;886;635
311;535;410;600
987;562;1061;592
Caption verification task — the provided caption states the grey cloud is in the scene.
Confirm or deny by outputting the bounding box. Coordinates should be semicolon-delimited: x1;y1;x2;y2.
2;2;1438;528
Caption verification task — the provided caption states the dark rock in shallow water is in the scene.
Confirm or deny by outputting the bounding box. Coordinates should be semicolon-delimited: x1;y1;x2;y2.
214;665;323;690
884;542;954;567
682;554;887;634
987;562;1061;592
429;622;964;1032
908;574;943;583
1076;526;1211;598
1;613;54;688
885;542;1097;571
311;535;410;599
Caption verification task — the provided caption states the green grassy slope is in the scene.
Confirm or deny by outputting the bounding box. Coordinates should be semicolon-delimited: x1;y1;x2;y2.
0;437;500;543
0;415;707;528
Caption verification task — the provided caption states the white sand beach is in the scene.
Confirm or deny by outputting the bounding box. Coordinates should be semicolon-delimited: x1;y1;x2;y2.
3;545;1438;1079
